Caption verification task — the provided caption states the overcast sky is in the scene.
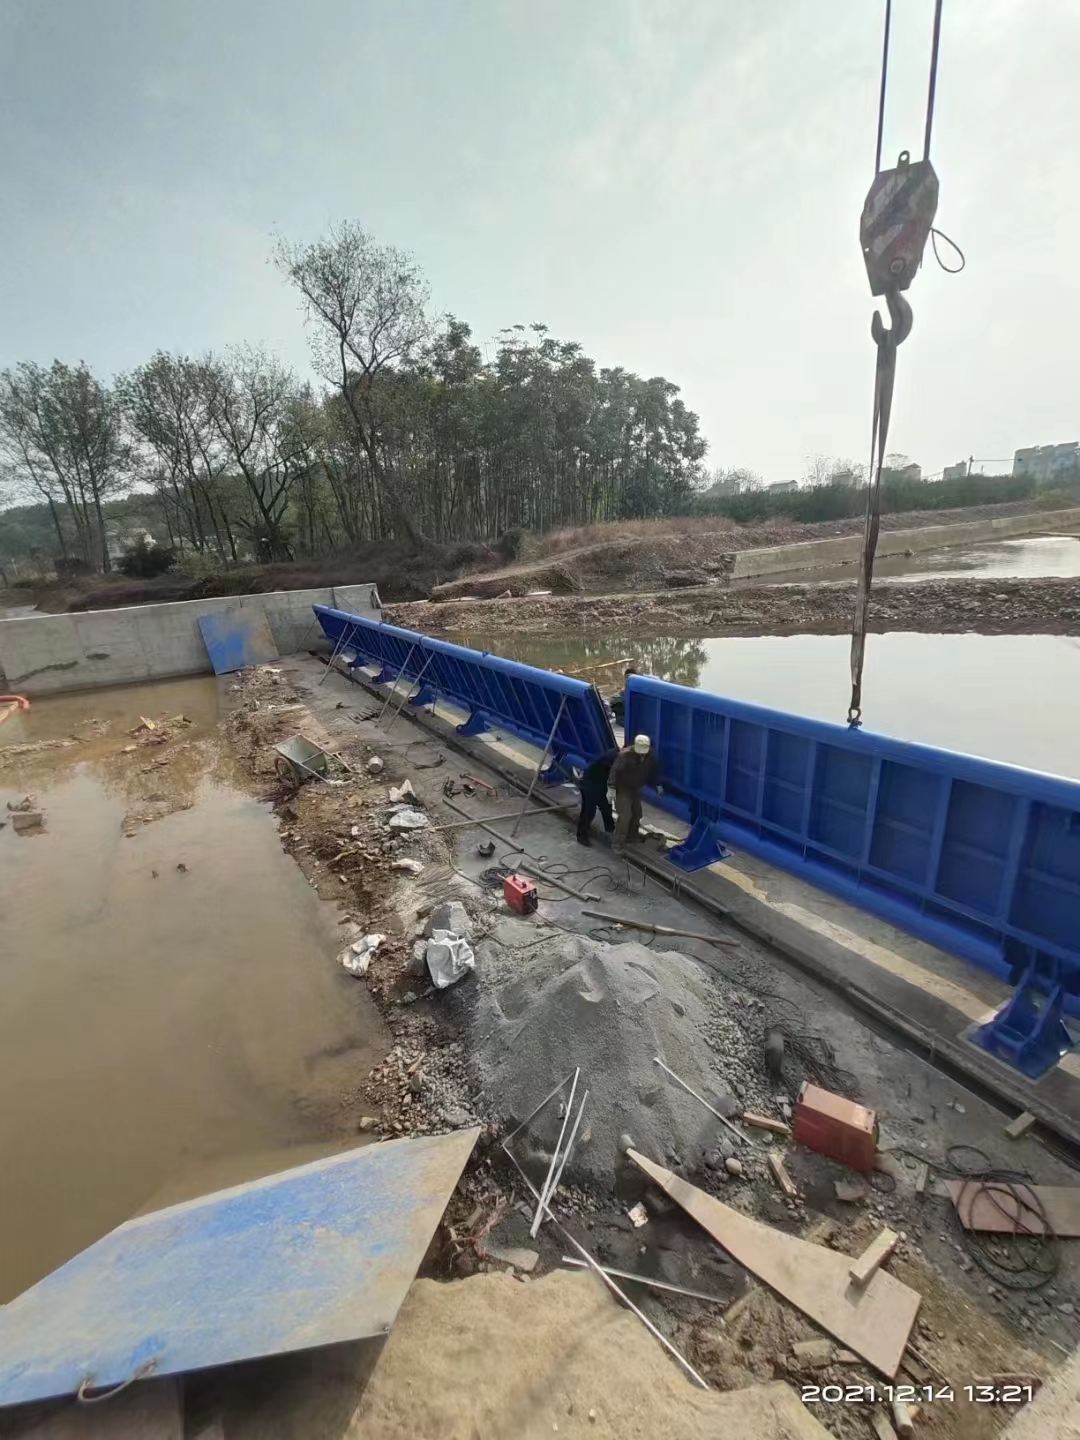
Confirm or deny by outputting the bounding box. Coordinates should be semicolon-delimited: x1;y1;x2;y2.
1;0;1076;483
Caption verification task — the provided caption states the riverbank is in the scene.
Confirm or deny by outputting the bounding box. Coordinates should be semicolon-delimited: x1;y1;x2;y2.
391;575;1080;638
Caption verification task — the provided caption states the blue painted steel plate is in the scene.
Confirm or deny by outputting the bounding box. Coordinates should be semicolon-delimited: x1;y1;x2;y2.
197;610;279;674
0;1130;478;1408
313;604;615;772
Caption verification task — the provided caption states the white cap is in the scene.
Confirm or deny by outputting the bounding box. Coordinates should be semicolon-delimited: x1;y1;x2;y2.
633;734;651;754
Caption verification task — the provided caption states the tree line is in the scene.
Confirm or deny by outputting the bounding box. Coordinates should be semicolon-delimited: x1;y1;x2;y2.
0;223;707;573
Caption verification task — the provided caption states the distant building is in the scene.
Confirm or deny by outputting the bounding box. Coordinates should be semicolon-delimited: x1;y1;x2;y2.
830;468;861;488
1013;442;1080;484
889;462;922;483
767;480;798;493
942;460;969;481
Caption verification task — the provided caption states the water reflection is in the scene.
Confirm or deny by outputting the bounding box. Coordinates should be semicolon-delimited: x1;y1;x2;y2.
458;632;711;691
456;629;1080;779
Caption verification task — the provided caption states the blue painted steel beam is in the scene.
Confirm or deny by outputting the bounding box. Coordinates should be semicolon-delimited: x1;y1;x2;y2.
627;674;1080;1078
312;604;616;774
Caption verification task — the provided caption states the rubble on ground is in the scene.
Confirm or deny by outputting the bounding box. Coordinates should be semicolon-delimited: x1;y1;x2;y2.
391;575;1080;640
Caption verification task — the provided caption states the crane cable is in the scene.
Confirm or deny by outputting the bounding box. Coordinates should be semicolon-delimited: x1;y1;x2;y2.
848;0;947;728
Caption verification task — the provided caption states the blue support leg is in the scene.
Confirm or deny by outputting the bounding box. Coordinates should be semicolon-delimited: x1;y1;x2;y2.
972;951;1075;1079
372;665;399;684
667;818;732;872
409;684;436;707
457;709;491;736
539;748;571;785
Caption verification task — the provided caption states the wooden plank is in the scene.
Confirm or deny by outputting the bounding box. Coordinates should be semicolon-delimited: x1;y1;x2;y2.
628;1151;920;1377
743;1112;791;1136
768;1151;798;1198
946;1180;1080;1236
849;1228;899;1286
1004;1110;1037;1140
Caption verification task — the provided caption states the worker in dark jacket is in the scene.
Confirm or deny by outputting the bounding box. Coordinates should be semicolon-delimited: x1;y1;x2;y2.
607;664;638;724
610;734;661;852
576;746;618;846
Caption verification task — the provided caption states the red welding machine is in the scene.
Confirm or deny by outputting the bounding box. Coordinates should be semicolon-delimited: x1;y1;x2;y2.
503;873;538;915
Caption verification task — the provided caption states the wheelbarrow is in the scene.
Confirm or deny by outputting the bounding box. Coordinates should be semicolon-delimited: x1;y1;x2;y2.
274;735;330;788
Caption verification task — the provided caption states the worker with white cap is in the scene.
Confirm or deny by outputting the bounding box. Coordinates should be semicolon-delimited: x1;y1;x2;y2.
609;733;661;853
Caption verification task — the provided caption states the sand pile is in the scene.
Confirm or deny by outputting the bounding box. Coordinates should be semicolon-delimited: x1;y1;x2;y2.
351;1270;831;1439
472;932;758;1188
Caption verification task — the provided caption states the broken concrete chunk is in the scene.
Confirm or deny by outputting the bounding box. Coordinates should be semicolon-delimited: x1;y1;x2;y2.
425;900;472;940
485;1244;540;1273
627;1203;648;1228
406;940;429;978
358;1116;378;1132
10;811;45;835
792;1338;834;1367
724;1157;743;1177
388;808;429;830
834;1179;867;1203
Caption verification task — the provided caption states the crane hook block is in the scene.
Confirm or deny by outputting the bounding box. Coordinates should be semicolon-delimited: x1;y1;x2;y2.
860;151;939;297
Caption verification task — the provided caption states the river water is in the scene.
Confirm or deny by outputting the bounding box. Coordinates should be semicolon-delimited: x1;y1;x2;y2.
746;532;1080;588
0;676;385;1301
453;630;1080;781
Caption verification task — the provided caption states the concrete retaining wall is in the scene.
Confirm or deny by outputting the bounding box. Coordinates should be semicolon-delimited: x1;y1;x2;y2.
729;507;1080;579
0;584;383;696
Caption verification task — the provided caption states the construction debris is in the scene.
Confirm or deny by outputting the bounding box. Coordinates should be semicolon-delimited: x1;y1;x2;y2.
834;1179;868;1203
744;1112;791;1136
1005;1111;1037;1140
946;1179;1080;1237
791;1338;834;1367
792;1082;877;1173
767;1152;798;1198
849;1228;899;1287
627;1150;921;1376
627;1202;648;1229
339;933;386;977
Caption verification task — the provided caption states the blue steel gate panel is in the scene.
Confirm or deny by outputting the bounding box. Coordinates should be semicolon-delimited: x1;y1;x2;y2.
627;674;1080;1078
0;1130;479;1408
313;605;615;775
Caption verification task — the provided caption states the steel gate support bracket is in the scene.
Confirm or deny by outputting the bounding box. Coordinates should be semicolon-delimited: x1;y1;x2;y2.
666;818;732;873
972;951;1075;1079
372;665;400;683
409;684;437;708
457;708;491;736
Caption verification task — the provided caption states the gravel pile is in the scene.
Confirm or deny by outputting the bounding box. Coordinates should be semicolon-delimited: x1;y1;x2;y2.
471;930;766;1188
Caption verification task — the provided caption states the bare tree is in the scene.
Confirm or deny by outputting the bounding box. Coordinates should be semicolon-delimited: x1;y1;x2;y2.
205;348;308;562
121;352;238;560
274;222;431;543
0;361;126;570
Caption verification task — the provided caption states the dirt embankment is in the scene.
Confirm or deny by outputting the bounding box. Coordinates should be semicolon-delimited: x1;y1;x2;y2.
22;535;508;614
391;576;1080;639
428;500;1074;601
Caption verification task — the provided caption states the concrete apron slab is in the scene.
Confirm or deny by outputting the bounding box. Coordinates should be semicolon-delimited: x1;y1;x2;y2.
315;650;1080;1153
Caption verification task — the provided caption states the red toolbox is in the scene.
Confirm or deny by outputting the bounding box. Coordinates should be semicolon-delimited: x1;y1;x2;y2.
792;1083;878;1173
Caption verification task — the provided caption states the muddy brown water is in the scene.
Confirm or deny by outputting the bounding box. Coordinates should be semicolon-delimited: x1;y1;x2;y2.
0;676;386;1302
451;631;1080;780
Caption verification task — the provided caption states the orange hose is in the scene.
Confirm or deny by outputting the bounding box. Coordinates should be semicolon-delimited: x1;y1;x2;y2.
0;695;29;729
